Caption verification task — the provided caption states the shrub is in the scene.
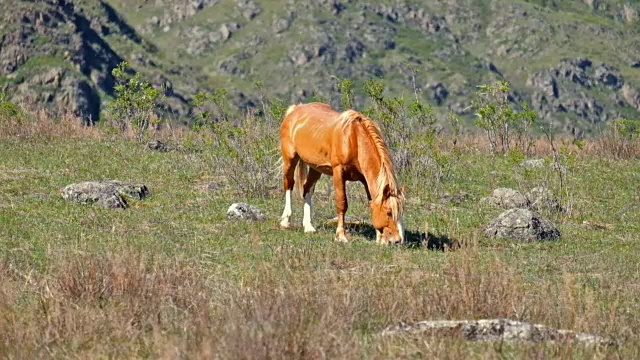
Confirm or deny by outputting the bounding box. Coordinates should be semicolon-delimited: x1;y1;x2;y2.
105;61;162;139
470;81;536;156
598;118;640;159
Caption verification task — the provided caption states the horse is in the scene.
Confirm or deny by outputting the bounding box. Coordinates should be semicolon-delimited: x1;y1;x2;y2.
278;102;406;245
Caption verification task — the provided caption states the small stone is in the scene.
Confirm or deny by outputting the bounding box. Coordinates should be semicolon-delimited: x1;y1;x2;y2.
147;140;169;152
520;159;545;168
227;202;265;221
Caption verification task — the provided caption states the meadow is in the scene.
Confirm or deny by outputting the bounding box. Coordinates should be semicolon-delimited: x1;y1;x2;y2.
0;79;639;359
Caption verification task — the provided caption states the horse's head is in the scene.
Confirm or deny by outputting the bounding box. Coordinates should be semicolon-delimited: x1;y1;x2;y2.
370;184;406;245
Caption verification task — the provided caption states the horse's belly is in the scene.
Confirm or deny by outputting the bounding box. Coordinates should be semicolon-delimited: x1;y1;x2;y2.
310;164;333;175
297;148;333;175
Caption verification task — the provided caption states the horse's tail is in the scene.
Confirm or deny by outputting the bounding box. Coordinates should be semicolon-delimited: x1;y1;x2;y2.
293;159;308;199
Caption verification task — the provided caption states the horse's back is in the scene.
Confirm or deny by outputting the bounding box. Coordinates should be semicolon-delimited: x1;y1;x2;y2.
280;102;353;173
283;102;341;126
281;102;343;139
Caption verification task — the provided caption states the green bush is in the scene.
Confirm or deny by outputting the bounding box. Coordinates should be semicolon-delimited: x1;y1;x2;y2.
105;61;162;138
470;81;536;155
0;92;21;118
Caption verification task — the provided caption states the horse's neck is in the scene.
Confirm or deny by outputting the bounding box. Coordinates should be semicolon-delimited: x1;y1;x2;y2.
358;145;383;200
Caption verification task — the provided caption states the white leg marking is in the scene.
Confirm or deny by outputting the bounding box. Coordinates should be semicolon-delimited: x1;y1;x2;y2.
376;229;382;244
303;191;316;233
280;190;292;228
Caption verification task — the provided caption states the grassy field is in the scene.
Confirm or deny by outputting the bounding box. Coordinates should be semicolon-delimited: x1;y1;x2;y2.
0;107;639;358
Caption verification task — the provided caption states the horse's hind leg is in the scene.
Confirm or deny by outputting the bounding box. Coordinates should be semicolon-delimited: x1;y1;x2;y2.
279;154;299;228
302;168;321;233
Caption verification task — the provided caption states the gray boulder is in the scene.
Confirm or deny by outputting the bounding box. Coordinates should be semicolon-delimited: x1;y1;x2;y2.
480;188;530;209
484;208;560;242
227;202;265;221
61;180;150;209
526;186;562;213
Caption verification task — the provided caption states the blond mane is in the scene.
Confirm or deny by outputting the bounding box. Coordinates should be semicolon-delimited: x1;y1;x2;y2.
337;110;405;220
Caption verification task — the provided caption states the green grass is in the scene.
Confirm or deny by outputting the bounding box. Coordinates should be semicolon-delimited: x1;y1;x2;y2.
1;110;639;356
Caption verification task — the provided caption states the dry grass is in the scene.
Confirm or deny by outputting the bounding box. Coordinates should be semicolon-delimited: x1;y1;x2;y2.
0;109;104;140
0;245;635;359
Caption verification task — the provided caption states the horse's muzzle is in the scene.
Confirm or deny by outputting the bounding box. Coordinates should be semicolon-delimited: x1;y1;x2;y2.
384;236;404;246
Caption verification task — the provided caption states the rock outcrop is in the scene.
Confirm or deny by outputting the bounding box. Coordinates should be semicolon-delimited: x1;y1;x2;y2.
0;0;188;124
1;0;638;133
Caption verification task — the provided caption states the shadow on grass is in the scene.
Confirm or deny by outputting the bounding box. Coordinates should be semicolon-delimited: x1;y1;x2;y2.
344;222;461;251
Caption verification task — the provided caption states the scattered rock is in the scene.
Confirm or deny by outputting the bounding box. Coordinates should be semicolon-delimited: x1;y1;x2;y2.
61;180;150;209
236;0;261;20
147;140;170;152
480;188;530;209
219;22;240;42
429;82;449;105
520;159;546;168
421;232;461;251
484;208;560;242
380;318;615;346
226;202;265;221
272;12;294;34
620;84;640;111
526;186;562;213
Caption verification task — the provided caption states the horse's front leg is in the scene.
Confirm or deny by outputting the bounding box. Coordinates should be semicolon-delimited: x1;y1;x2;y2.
332;167;349;242
361;179;382;243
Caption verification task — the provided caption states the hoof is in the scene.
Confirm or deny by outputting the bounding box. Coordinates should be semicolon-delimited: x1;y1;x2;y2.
279;219;290;229
304;226;317;233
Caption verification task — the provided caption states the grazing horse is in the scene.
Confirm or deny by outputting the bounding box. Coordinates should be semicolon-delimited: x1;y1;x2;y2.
278;102;406;244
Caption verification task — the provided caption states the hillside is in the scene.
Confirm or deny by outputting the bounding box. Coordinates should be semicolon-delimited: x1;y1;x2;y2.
1;0;639;134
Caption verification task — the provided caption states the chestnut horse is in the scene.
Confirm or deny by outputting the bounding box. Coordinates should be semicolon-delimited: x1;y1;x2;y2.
278;102;406;244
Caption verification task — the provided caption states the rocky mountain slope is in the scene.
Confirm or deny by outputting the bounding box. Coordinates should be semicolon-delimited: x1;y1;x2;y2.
1;0;639;134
